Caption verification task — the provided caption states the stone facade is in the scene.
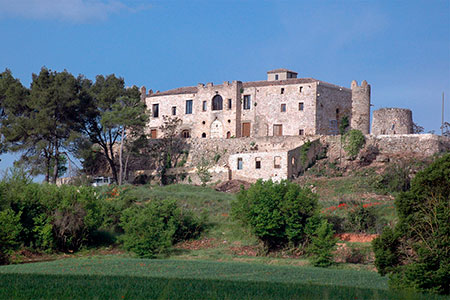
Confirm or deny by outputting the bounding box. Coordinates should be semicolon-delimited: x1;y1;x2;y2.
144;69;356;139
350;80;371;134
371;108;413;135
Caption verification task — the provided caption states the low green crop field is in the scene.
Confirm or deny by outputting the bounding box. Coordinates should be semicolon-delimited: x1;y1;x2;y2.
0;257;445;300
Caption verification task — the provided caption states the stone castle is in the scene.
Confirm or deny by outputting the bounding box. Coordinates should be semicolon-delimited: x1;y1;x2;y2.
135;69;445;183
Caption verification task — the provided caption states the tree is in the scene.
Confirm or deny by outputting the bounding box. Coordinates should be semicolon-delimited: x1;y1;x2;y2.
0;68;81;183
372;153;450;295
79;75;147;184
412;122;424;134
150;116;186;185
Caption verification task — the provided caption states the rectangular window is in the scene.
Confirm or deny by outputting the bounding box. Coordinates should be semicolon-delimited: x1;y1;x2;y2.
237;158;243;170
299;86;303;93
281;88;284;94
275;74;279;80
255;157;261;169
152;104;159;118
202;101;207;111
273;124;283;136
228;98;232;109
299;129;304;136
171;106;176;116
274;156;281;169
299;102;304;111
281;104;286;112
186;100;193;114
243;95;251;110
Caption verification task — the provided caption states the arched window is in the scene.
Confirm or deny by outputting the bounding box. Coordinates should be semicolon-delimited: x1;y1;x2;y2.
212;95;223;111
201;133;207;138
181;130;190;138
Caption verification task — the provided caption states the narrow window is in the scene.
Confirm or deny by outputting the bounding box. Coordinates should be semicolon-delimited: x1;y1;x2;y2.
275;74;279;80
152;104;159;118
202;101;207;111
281;88;284;94
226;131;231;139
181;130;190;138
150;129;157;139
186;100;193;114
281;104;286;112
201;132;206;138
274;156;281;169
237;158;243;170
212;95;223;111
243;95;251;110
172;106;176;116
299;102;304;111
228;98;232;109
255;157;261;169
299;86;303;93
299;129;304;136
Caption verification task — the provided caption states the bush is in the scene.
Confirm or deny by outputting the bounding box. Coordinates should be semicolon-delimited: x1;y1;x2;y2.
373;162;411;194
372;153;450;295
308;220;337;267
120;199;205;258
344;204;383;234
231;180;319;251
0;209;22;264
343;130;365;160
0;175;102;253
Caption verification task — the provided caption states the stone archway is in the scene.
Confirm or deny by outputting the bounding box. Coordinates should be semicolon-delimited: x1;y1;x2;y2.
210;119;223;138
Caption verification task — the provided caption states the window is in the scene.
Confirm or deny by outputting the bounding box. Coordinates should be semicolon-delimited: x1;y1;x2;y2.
281;104;286;112
202;101;207;111
171;106;176;116
201;132;206;138
150;129;157;139
228;98;232;109
299;86;303;93
243;95;251;110
181;130;190;138
274;156;281;169
237;158;243;170
275;74;279;80
273;124;283;136
281;88;284;94
299;129;304;136
255;157;261;169
226;131;231;139
299;102;304;111
212;95;223;110
186;100;193;114
152;104;159;118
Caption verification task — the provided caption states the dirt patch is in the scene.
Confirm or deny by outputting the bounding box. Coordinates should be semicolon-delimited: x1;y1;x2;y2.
228;245;260;257
336;233;379;243
215;180;251;193
175;238;217;250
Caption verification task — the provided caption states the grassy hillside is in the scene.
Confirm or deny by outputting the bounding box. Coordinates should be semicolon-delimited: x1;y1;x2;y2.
1;257;445;300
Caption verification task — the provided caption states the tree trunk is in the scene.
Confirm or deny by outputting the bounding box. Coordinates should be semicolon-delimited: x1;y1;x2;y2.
107;144;119;184
118;127;126;185
52;145;59;184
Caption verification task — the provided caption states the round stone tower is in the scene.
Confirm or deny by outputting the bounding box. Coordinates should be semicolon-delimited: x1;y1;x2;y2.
371;108;413;135
351;80;371;134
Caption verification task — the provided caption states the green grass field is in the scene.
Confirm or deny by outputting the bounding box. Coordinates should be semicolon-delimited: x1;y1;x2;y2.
1;257;446;300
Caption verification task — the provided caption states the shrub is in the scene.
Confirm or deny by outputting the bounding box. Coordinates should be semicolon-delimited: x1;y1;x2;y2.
308;220;337;267
372;162;411;194
343;130;365;160
232;180;319;251
372;153;450;295
0;209;22;264
120;199;205;258
345;204;379;233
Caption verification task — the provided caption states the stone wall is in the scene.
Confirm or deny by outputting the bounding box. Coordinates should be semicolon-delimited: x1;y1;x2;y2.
371;108;413;135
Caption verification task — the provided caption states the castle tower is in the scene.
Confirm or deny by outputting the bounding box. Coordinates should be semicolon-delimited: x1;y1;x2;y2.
351;80;371;134
371;108;413;135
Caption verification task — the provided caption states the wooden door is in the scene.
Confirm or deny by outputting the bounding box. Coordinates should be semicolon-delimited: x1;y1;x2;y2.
273;124;283;136
242;122;251;137
151;129;157;139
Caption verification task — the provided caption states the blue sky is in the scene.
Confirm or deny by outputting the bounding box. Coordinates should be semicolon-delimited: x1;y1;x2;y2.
0;0;449;174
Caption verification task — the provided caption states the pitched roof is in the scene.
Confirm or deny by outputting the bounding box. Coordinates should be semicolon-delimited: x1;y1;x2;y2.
267;68;298;74
149;86;198;97
243;78;316;88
